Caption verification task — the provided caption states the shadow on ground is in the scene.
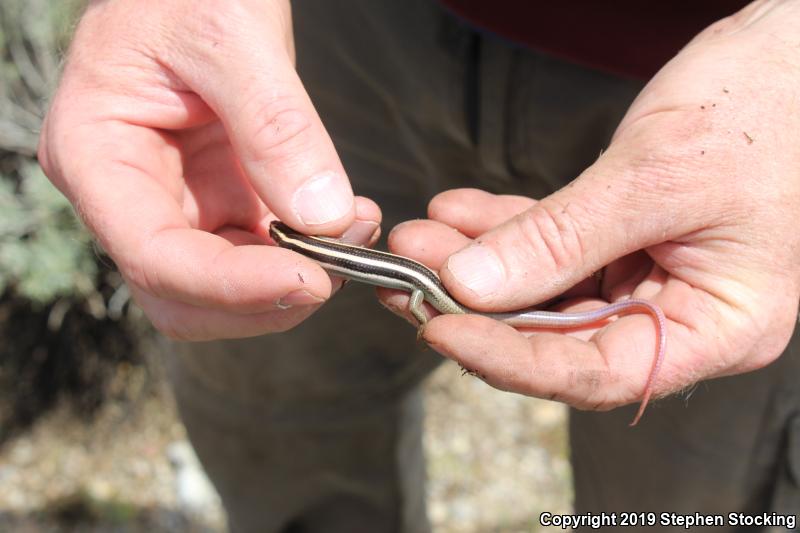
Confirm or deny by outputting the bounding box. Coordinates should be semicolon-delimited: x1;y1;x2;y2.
0;494;222;533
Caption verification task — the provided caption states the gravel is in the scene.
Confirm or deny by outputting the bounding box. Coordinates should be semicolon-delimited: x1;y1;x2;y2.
0;357;571;532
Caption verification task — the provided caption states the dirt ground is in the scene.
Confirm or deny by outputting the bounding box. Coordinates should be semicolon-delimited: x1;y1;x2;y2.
0;353;572;533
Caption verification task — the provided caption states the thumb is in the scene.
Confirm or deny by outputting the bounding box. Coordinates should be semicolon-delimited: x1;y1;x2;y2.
439;152;687;310
170;6;354;235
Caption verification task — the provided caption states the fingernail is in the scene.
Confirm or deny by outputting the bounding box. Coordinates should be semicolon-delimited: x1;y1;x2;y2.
276;289;325;309
446;244;506;299
293;171;353;225
341;220;380;245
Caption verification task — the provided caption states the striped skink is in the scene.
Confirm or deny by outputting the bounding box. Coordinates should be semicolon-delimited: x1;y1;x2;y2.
269;221;666;426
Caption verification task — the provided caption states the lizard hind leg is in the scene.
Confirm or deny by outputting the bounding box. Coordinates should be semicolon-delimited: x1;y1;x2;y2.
408;289;428;340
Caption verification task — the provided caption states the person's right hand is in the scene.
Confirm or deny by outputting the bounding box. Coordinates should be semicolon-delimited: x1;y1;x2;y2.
38;0;380;340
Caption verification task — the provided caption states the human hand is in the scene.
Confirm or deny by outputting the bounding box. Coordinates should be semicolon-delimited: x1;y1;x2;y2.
384;1;800;416
38;0;380;340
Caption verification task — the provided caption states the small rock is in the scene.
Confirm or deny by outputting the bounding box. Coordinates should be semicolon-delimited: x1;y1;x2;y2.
167;440;221;516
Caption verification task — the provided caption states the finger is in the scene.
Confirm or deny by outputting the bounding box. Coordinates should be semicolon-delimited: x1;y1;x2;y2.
215;226;270;247
167;6;355;235
342;196;382;246
421;309;678;413
376;220;471;325
439;147;698;311
256;195;383;299
388;219;472;270
427;188;536;238
254;195;382;246
421;272;743;421
426;189;602;299
55;121;332;314
136;227;333;314
129;285;320;341
384;219;601;311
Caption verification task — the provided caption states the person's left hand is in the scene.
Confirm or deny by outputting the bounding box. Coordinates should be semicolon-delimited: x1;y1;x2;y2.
380;1;800;420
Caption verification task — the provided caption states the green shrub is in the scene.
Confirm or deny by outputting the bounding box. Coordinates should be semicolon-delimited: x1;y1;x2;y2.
0;0;96;305
0;161;97;304
0;1;147;442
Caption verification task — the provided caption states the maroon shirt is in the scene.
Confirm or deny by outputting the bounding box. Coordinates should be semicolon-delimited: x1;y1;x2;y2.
438;0;750;78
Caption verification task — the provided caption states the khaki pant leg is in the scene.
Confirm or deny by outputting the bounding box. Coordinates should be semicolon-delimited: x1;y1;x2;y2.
168;1;482;532
571;331;800;532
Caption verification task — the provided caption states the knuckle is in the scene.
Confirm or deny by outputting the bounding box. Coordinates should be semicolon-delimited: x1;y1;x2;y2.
177;2;248;60
578;387;625;412
120;260;150;295
193;4;235;42
563;386;619;412
516;201;589;272
175;1;291;72
245;103;313;161
119;244;166;301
